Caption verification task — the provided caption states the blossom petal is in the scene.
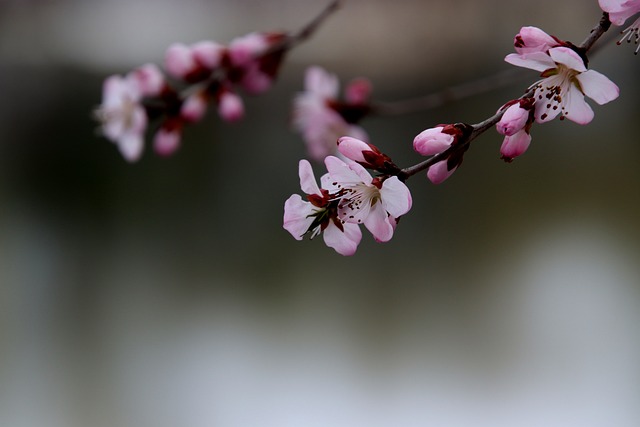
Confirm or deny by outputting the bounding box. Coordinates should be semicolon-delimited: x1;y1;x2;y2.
363;202;394;242
500;129;532;160
118;132;144;162
298;159;321;195
323;222;362;256
305;66;339;99
548;47;586;72
576;70;620;105
283;195;314;240
504;52;555;72
562;85;594;124
427;160;457;184
325;156;368;185
379;177;412;218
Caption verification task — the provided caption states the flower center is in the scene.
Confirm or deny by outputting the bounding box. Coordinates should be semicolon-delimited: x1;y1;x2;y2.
331;182;380;224
534;64;578;121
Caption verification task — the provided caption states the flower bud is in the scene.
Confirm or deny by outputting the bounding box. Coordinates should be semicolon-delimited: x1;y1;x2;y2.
427;160;457;185
153;124;182;157
132;63;165;97
192;40;225;70
500;129;532;162
497;101;531;136
217;90;244;122
164;43;196;79
181;91;208;123
413;126;455;156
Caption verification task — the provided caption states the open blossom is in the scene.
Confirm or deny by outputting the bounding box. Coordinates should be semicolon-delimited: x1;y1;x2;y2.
283;159;362;256
598;0;640;26
324;156;412;243
95;74;147;162
599;0;640;53
505;44;619;124
292;66;370;161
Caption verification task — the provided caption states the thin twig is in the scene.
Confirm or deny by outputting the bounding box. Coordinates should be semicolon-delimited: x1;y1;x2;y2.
372;68;530;116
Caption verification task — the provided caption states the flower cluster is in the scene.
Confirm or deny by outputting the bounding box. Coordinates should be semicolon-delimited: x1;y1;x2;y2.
292;66;372;161
405;25;620;183
95;31;290;161
599;0;640;53
505;28;619;125
284;140;411;255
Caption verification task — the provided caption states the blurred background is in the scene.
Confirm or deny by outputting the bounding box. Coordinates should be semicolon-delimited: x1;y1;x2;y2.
0;0;639;426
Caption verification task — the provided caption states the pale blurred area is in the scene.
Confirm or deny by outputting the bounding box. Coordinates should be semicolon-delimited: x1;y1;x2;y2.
1;0;639;426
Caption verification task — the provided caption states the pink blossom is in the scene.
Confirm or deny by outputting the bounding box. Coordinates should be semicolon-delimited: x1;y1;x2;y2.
191;40;225;70
132;63;165;97
598;0;640;26
496;99;534;136
601;0;640;54
283;160;362;256
238;63;273;94
164;43;198;79
413;126;456;156
513;26;562;54
505;46;619;124
153;125;182;157
337;136;396;172
181;91;208;123
292;66;370;161
165;41;221;81
344;78;372;105
413;124;470;184
324;156;412;243
427;160;458;185
500;129;532;162
217;90;244;122
228;32;270;67
95;74;147;162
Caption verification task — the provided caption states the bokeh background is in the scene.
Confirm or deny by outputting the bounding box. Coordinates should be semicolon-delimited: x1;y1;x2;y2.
1;0;639;426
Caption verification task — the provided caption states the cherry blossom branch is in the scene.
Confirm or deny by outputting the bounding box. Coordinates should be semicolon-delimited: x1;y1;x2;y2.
95;0;342;162
398;13;614;182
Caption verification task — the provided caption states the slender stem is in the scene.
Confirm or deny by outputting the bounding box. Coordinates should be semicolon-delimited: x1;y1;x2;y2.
580;12;612;52
372;68;530;116
280;0;343;51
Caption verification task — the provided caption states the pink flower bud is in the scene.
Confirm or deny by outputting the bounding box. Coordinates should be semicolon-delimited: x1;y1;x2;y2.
427;160;457;184
164;43;196;79
514;26;560;54
153;126;182;157
240;66;273;94
217;91;244;122
192;40;225;70
337;136;373;163
500;129;532;161
132;63;165;97
181;91;208;123
228;32;269;67
413;126;455;156
345;78;372;105
497;103;530;136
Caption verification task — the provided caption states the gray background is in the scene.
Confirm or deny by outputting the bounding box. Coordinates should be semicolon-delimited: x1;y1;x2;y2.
0;0;639;426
